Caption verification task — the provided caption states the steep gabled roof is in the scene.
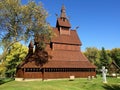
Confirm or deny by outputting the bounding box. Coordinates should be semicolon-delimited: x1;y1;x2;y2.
109;61;120;70
47;50;88;61
43;61;96;68
51;28;82;45
56;18;71;28
19;50;96;68
43;50;96;68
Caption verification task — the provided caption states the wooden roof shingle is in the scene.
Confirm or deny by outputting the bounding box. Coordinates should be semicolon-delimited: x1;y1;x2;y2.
56;18;71;28
51;28;82;45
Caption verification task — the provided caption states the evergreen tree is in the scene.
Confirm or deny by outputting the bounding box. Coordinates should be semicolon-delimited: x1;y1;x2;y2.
99;47;112;69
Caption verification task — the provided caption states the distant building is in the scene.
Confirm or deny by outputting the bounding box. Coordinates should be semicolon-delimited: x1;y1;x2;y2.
16;5;96;80
108;61;120;77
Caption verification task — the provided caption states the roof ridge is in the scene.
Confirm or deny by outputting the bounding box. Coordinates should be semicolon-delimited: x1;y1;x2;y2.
112;61;120;69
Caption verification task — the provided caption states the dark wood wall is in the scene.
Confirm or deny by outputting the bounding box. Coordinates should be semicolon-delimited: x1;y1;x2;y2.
44;72;96;79
24;72;42;78
16;68;23;78
53;43;80;51
16;68;96;79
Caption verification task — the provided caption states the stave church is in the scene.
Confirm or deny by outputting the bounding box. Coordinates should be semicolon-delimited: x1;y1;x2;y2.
16;5;96;80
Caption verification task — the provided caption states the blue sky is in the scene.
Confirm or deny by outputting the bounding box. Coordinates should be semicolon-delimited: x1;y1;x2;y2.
0;0;120;54
29;0;120;51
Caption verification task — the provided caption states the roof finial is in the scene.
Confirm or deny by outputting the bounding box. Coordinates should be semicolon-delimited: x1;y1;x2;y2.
29;40;34;48
60;5;67;19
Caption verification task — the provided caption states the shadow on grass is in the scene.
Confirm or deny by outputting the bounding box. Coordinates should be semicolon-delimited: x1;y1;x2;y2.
103;84;120;90
0;78;14;85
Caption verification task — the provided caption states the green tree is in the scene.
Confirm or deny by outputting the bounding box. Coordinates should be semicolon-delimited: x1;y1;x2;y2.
2;42;28;78
99;47;112;69
110;48;120;67
84;47;100;66
84;47;101;73
0;0;53;61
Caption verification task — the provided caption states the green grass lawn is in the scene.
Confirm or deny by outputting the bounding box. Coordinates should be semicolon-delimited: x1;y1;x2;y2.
0;75;120;90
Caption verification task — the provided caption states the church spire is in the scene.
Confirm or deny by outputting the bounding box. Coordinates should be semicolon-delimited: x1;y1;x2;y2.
28;40;34;55
29;40;34;48
60;5;67;19
56;5;71;29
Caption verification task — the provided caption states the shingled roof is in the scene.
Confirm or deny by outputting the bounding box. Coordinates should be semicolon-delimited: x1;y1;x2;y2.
47;50;88;61
43;50;96;68
19;50;96;68
51;27;82;45
43;61;96;68
21;60;96;68
19;27;95;69
56;18;71;28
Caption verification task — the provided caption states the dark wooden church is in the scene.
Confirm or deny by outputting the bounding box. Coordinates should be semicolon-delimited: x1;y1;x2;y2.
16;6;96;80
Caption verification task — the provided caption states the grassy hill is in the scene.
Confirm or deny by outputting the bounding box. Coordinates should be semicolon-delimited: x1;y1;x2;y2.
0;75;120;90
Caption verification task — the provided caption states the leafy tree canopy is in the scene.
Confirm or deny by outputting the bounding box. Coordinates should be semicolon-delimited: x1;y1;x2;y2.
84;47;100;65
84;47;117;72
0;0;53;60
110;48;120;67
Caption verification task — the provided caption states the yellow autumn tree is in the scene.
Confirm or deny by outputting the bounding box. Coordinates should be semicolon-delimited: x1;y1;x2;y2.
0;42;28;77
